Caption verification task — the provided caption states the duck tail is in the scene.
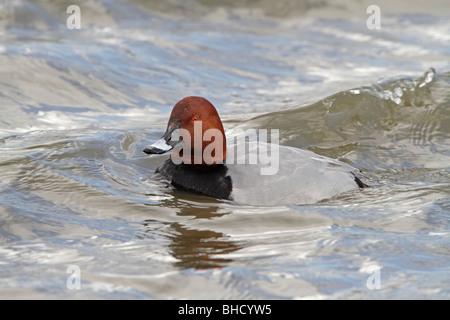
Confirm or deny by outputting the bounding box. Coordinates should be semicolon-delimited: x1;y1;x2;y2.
352;173;370;188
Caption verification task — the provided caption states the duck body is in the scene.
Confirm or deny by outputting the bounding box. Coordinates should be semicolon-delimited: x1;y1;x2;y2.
145;96;368;206
155;140;365;206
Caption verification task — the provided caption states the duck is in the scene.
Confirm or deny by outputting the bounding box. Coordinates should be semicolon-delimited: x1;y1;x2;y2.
144;96;368;206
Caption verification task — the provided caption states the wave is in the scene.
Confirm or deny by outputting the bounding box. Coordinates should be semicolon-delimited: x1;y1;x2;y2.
2;0;447;31
237;69;450;171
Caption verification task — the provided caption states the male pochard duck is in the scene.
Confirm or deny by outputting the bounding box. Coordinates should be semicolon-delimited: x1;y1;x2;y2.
144;96;368;206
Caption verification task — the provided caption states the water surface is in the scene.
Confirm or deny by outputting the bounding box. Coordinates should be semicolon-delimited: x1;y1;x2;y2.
0;0;449;299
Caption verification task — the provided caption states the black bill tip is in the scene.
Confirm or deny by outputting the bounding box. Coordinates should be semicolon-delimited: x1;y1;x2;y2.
143;147;166;155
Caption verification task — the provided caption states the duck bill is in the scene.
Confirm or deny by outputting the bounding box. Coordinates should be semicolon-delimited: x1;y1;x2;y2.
143;121;180;155
143;138;173;154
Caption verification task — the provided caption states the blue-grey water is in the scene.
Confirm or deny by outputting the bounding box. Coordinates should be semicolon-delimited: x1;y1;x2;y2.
0;0;449;299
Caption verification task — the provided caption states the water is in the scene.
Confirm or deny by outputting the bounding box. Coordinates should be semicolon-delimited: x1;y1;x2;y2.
0;0;449;299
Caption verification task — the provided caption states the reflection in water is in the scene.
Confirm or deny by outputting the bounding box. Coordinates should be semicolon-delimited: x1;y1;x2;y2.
169;222;241;269
142;197;241;269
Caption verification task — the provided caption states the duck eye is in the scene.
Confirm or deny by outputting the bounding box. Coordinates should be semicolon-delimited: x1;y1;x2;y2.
192;116;199;121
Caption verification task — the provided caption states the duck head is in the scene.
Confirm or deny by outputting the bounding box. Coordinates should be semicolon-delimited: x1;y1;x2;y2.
144;96;227;166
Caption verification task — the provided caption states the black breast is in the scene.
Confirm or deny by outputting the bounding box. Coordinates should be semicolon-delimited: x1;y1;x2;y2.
156;160;233;200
